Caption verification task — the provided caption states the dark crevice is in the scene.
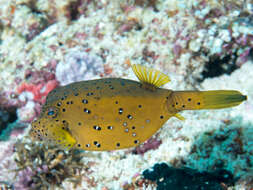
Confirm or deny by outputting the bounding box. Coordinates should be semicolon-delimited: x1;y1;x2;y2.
0;108;18;140
198;53;239;82
143;162;236;190
68;0;84;21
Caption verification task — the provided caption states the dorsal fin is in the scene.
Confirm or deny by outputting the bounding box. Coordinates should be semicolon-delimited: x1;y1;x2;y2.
131;64;170;88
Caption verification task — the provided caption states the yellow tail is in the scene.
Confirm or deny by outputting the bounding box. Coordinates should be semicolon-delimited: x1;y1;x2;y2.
167;90;247;111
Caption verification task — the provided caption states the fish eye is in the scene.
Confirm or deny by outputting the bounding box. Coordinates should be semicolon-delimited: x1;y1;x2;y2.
46;107;58;118
48;110;55;115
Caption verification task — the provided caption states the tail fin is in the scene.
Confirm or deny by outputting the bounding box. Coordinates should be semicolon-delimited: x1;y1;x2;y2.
167;90;247;111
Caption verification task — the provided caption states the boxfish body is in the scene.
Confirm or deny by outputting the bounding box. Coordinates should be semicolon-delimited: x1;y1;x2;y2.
30;64;247;151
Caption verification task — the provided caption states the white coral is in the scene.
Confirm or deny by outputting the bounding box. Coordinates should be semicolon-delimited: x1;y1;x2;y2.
56;48;104;86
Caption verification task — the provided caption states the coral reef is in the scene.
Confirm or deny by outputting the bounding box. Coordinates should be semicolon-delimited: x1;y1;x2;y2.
0;0;252;189
16;62;58;122
13;139;92;190
133;136;162;155
0;181;14;190
192;2;253;81
187;117;253;180
17;62;58;104
122;172;157;189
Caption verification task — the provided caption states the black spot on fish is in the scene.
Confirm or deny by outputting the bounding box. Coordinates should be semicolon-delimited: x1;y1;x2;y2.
188;98;191;101
119;108;123;114
61;96;67;100
107;126;113;130
87;92;94;96
93;125;101;131
127;114;133;119
82;99;88;104
84;108;91;114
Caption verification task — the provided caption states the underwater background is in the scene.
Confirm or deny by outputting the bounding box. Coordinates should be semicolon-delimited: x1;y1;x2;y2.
0;0;252;189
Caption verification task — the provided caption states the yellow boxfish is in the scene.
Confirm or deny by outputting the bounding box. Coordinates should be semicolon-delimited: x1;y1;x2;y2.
30;64;247;151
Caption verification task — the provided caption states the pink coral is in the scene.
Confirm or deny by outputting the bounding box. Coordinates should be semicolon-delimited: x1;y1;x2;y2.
15;62;59;122
17;61;59;104
17;80;58;104
16;80;58;122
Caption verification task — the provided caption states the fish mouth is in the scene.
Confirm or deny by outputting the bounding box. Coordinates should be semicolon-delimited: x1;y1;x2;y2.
30;118;77;149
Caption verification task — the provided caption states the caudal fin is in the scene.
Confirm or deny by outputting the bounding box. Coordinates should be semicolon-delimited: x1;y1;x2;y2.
168;90;247;111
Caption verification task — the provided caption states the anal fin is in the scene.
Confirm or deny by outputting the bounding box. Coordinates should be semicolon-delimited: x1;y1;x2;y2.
174;113;185;121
